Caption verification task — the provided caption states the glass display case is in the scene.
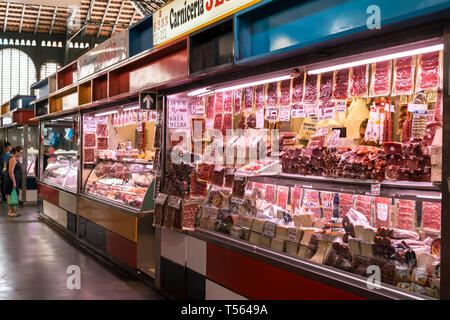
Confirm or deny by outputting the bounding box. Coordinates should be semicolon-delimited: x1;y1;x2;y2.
84;159;155;211
41;155;78;192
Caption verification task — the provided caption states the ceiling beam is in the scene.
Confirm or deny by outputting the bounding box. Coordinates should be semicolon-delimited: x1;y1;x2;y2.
3;2;10;32
49;7;58;35
111;1;126;36
19;5;26;33
82;0;95;36
130;8;137;26
97;0;112;38
34;5;42;34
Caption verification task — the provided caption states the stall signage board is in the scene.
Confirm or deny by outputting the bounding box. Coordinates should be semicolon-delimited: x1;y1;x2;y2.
78;30;128;80
168;98;189;129
153;0;263;47
140;92;157;110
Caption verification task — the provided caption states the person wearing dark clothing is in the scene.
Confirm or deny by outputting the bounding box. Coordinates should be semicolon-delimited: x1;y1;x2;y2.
4;146;23;217
0;142;11;202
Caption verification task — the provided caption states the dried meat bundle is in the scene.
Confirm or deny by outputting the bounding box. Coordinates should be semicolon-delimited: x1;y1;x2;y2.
244;87;254;110
319;72;334;101
214;92;224;113
254;85;265;110
266;82;278;107
223;91;233;113
279;79;291;106
349;65;369;97
417;51;441;91
393;56;415;96
370;61;392;96
291;73;305;103
206;95;215;119
304;74;318;103
333;69;350;100
234;89;242;115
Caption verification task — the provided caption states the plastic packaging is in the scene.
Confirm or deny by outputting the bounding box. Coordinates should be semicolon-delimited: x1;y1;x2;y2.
416;50;442;91
277;186;289;210
339;193;354;218
395;199;416;231
254;85;265;110
393;56;416;96
304;74;319;103
206;95;215;119
349;65;369;97
319;72;334;101
266;82;278;107
375;197;391;228
234;89;242;115
291;73;305;103
421;201;441;233
244;87;254;110
370;61;392;96
279;79;291;106
354;195;372;225
333;69;350;100
290;187;303;215
264;184;277;204
320;191;335;219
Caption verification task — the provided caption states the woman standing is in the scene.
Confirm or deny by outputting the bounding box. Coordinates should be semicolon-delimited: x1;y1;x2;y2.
4;146;23;217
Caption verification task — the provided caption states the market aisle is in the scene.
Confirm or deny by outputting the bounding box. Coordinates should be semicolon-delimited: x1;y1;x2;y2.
0;203;164;300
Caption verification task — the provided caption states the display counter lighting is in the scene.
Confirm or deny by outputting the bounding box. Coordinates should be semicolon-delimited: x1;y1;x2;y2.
187;88;211;96
215;75;292;93
123;105;140;111
95;110;118;117
307;44;443;74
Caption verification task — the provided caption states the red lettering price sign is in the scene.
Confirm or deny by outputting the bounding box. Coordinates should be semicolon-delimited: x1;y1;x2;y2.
168;98;189;129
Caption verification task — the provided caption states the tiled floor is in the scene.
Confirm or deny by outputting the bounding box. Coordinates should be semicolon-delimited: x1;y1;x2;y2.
0;202;165;300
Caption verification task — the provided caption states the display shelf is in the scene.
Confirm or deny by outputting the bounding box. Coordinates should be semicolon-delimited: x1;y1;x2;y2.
129;14;153;58
93;74;108;101
48;74;57;94
49;86;78;113
78;80;92;105
109;70;130;97
57;61;78;90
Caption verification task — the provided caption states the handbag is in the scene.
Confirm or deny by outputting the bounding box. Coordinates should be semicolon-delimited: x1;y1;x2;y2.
8;188;18;206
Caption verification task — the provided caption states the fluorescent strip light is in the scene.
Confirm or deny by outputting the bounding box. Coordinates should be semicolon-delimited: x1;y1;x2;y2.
123;106;139;111
215;75;292;93
95;110;118;117
188;88;210;96
308;44;444;74
198;91;214;97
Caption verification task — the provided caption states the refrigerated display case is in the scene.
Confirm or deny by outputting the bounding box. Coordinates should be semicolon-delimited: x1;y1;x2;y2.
41;155;78;192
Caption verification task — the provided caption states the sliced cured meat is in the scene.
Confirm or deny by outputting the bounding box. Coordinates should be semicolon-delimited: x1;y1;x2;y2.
279;79;291;106
421;201;441;233
371;61;392;96
375;197;391;228
277;186;289;210
197;163;215;182
396;199;415;230
417;51;441;91
394;56;415;95
84;133;96;147
214;92;224;113
221;114;233;137
97;124;108;137
291;73;305;103
206;95;215;119
254;85;264;110
264;184;276;204
339;193;354;218
97;137;108;150
84;148;95;163
211;166;225;187
266;82;278;107
319;72;334;101
354;195;372;223
244;87;254;110
234;89;242;115
304;74;318;103
303;189;320;218
291;187;303;214
350;65;368;97
333;69;350;100
213;114;223;131
320;191;335;219
223;91;233;113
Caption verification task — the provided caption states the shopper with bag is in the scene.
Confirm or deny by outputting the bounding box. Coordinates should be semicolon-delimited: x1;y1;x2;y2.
4;146;23;217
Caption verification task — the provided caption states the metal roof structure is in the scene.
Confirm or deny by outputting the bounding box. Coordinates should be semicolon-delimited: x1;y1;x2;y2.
0;0;167;38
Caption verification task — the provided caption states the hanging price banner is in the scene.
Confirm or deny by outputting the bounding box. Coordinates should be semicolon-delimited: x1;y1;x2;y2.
291;104;305;118
278;106;291;122
266;107;278;121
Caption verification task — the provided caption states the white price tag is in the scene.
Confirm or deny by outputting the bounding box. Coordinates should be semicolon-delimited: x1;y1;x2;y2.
408;103;428;114
291;104;305;118
278;106;291;122
377;203;388;221
266;107;278;121
336;101;347;113
256;109;265;128
371;184;381;196
263;221;277;238
287;228;299;242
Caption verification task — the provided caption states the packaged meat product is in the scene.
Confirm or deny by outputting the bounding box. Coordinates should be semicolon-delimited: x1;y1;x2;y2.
302;189;320;218
234;89;242;115
370;61;392;97
182;203;200;230
375;197;391;228
342;208;370;237
396;199;416;231
232;176;247;199
383;142;403;155
291;73;305;103
320;191;335;219
84;133;96;147
319;72;334;101
244;87;254;110
223;91;233;113
264;184;277;204
153;193;168;227
165;196;182;229
222;114;233;137
191;118;206;140
304;74;318;103
291;187;303;214
266;82;278;107
84;148;95;163
354;195;372;224
376;227;420;241
349;65;369;97
97;124;108;137
197;163;215;182
214;92;224;113
190;173;208;198
339;193;354;218
206;95;215;119
416;51;442;91
333;69;350;100
393;56;416;96
279;79;291;106
421;201;441;233
213;114;223;131
277;186;289;210
224;168;235;189
252;85;264;110
97;137;108;150
211;166;225;187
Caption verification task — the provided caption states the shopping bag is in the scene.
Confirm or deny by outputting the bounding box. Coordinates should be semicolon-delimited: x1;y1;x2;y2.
8;188;18;206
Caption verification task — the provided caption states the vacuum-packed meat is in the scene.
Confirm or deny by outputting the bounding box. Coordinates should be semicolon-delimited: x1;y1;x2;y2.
371;61;392;96
421;201;441;233
394;56;415;95
291;187;303;214
396;199;415;231
354;195;372;224
320;191;335;219
319;72;334;101
234;89;242;115
222;114;233;137
213;114;223;131
333;69;350;100
339;193;354;218
244;87;254;110
190;173;208;198
279;79;291;106
97;137;108;150
266;82;278;107
291;73;304;103
303;189;320;218
206;95;215;119
214;92;224;113
84;133;96;147
375;197;391;228
223;91;233;113
417;51;441;91
304;74;318;103
277;186;289;210
350;65;369;97
211;166;225;187
97;124;108;137
197;163;215;182
264;184;276;204
84;148;95;163
255;85;265;110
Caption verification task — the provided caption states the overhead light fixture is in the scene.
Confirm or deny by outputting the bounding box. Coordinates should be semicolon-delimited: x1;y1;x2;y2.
198;91;214;97
123;105;139;111
187;88;211;96
307;44;444;74
95;110;118;117
215;75;292;93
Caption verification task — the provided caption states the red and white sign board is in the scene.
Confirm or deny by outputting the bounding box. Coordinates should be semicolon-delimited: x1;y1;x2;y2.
153;0;263;47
